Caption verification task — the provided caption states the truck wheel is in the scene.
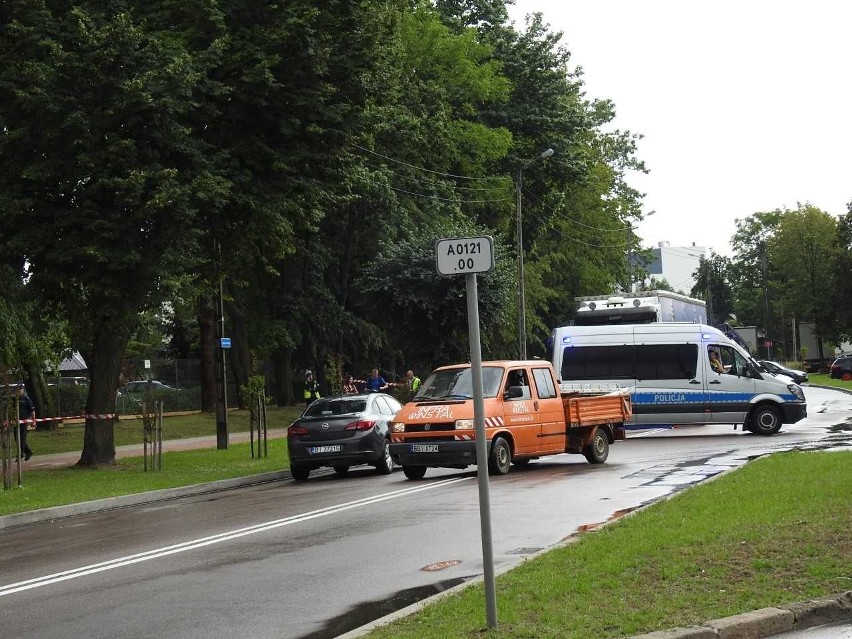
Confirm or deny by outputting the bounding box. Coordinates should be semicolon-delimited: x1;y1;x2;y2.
333;465;350;477
583;428;609;464
291;465;310;481
488;436;511;475
749;405;782;436
375;441;394;475
402;465;427;480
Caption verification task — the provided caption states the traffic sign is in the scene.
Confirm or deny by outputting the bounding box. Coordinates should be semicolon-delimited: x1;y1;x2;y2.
220;337;231;349
435;236;494;275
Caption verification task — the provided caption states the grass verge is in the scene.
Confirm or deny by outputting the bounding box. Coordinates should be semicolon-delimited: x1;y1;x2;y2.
0;439;290;516
808;373;852;391
365;450;852;639
25;405;302;456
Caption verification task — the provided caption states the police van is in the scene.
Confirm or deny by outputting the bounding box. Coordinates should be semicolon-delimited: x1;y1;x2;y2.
549;323;807;435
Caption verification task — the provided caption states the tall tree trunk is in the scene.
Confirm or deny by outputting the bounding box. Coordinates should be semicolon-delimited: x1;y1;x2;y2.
77;327;129;466
198;296;216;412
272;348;293;407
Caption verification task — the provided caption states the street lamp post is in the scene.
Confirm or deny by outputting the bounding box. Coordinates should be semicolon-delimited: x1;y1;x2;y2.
516;147;553;360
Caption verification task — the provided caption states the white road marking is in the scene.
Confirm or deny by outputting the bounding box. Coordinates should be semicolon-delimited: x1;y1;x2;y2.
0;477;471;597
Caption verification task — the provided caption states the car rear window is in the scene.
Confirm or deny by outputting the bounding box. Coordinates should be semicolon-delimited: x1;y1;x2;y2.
306;399;366;416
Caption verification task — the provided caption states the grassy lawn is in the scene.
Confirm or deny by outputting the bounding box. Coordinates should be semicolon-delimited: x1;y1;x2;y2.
365;451;852;639
807;373;852;391
0;439;291;516
25;405;303;456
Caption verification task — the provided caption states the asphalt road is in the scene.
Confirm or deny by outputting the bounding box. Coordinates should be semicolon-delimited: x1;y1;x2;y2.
0;386;849;639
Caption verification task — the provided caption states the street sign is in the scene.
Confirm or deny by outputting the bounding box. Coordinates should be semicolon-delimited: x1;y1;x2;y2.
220;338;232;349
435;236;494;276
144;359;151;369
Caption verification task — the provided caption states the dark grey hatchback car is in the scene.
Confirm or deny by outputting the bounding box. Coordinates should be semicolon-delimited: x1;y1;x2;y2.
287;393;402;481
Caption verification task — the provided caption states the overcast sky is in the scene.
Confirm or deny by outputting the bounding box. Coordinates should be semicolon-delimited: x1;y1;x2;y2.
508;0;852;256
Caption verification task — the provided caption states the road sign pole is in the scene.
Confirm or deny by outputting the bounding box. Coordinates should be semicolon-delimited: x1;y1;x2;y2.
466;273;497;629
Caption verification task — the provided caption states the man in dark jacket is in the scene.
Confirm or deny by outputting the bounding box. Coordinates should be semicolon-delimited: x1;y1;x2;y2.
15;385;35;460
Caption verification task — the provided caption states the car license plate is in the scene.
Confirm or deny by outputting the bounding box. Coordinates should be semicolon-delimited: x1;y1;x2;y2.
411;444;439;453
310;445;342;454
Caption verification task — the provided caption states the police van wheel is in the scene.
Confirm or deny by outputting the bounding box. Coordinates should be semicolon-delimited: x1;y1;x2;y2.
583;428;609;464
488;437;512;475
402;465;427;480
749;405;782;436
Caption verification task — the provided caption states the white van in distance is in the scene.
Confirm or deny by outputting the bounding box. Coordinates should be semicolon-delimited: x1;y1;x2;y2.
549;323;807;436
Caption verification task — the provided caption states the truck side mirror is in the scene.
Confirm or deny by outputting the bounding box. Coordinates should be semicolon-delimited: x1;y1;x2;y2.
504;385;524;400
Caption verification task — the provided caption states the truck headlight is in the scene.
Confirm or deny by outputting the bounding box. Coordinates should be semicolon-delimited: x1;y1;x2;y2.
788;384;805;401
391;422;405;433
455;419;474;430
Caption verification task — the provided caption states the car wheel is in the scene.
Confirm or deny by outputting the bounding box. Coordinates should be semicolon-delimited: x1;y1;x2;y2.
487;436;511;475
375;441;394;475
333;465;350;477
749;405;782;436
843;371;852;381
402;465;427;480
291;465;310;481
583;427;609;464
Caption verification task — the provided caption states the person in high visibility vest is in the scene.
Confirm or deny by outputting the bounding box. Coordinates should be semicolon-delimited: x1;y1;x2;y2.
303;370;320;406
406;370;421;394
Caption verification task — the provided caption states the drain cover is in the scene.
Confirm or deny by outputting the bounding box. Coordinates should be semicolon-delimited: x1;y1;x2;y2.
421;559;461;572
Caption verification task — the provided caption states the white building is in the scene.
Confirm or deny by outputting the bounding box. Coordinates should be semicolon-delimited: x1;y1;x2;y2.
644;242;707;295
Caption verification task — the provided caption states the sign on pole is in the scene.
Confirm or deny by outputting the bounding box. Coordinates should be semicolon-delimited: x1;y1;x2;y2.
435;235;497;629
435;236;494;276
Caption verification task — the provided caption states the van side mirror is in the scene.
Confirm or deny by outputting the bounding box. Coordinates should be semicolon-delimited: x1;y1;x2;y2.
504;385;524;400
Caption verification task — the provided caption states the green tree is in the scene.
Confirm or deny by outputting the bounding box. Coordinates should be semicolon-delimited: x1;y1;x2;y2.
768;204;839;362
830;203;852;342
690;252;734;324
729;211;784;332
0;1;225;464
358;217;515;372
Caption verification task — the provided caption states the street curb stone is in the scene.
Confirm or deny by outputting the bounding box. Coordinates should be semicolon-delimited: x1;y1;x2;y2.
628;592;852;639
0;470;290;531
706;607;794;638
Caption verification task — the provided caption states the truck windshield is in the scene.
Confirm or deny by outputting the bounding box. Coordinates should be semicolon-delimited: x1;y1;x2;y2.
414;367;504;400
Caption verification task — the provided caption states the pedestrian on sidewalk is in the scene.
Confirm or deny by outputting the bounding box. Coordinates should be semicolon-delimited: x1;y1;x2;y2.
303;370;321;407
15;385;35;461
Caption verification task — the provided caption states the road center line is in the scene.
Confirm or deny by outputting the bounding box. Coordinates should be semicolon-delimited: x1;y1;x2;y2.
0;476;471;597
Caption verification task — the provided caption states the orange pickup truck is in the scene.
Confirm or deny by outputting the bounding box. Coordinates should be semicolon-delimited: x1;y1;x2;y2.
389;360;631;480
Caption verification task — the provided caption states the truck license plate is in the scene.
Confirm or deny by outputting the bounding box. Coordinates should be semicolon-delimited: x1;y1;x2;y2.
310;445;342;454
411;444;439;453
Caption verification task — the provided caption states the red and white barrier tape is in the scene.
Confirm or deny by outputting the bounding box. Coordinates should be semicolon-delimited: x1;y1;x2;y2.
3;413;117;427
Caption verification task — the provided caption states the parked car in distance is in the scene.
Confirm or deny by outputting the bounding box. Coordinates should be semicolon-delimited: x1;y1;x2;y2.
287;393;402;481
123;380;178;393
757;360;808;384
47;376;88;387
829;356;852;381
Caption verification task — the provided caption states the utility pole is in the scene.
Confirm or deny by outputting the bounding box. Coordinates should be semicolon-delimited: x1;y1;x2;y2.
215;241;229;450
626;223;632;293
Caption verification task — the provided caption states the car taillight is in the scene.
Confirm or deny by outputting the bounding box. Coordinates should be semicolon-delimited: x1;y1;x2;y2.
288;425;308;437
344;419;376;431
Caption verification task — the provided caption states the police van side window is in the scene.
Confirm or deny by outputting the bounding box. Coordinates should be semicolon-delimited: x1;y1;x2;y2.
561;345;634;380
562;344;698;381
635;344;697;380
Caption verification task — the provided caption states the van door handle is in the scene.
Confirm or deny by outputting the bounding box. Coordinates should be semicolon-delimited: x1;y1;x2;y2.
709;380;722;384
689;379;701;384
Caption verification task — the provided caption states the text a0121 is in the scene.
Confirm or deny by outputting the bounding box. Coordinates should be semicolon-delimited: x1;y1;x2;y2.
435;236;494;275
